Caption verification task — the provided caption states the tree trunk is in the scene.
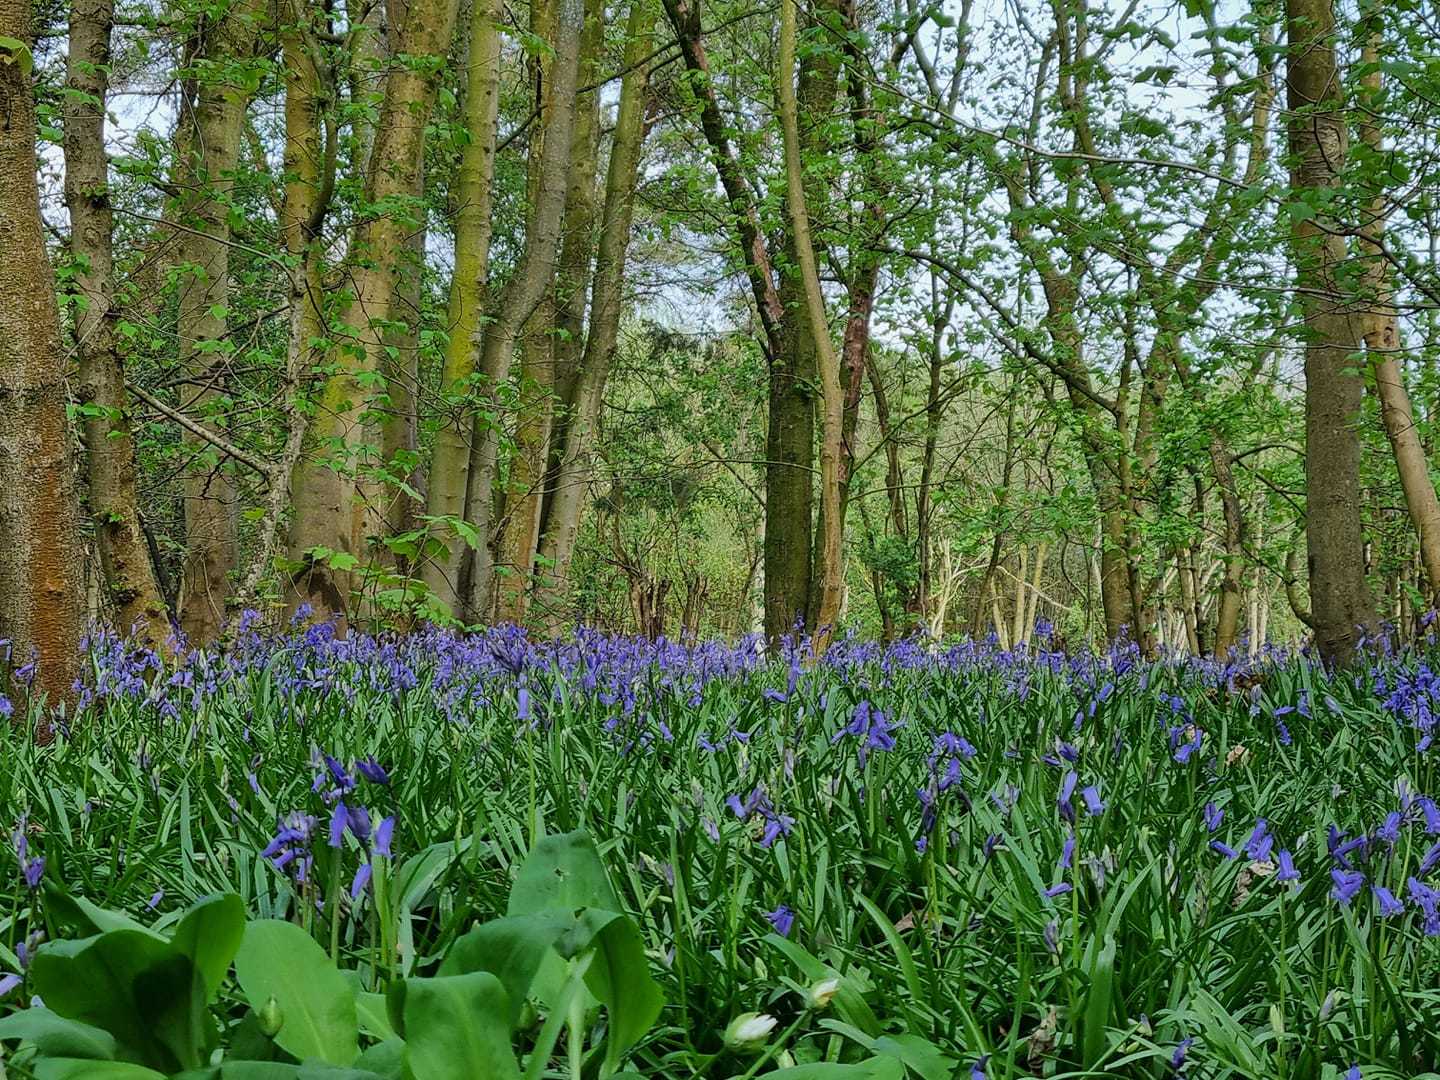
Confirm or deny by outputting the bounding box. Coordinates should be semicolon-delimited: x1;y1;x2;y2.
532;0;655;629
778;0;844;648
460;0;584;621
173;0;263;642
64;0;170;643
494;0;605;625
287;0;460;622
1285;0;1375;666
0;4;84;705
1355;8;1440;605
419;0;502;614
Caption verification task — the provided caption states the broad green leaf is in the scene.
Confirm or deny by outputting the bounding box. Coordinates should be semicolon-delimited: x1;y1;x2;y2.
0;1007;118;1059
233;921;358;1066
437;912;570;1027
507;830;620;916
392;972;519;1080
29;931;211;1072
34;1062;167;1080
569;910;663;1066
170;893;246;999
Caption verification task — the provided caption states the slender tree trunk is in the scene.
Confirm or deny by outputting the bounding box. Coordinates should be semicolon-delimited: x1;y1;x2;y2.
1286;0;1375;666
173;0;263;642
64;0;170;643
778;0;844;649
287;0;460;622
238;1;336;617
1355;9;1440;604
495;0;605;624
0;4;83;705
533;0;655;628
460;0;584;620
420;0;502;614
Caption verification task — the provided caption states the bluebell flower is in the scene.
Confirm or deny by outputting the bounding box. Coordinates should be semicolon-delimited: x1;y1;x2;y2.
375;816;395;859
1419;839;1440;876
1170;1037;1193;1072
766;904;795;937
1060;832;1076;870
356;757;390;785
1043;882;1072;898
1377;811;1403;845
1058;771;1078;823
1331;868;1365;905
1244;820;1273;861
1204;802;1223;832
1210;841;1239;859
22;858;43;889
1081;785;1105;815
350;862;373;899
1344;1066;1361;1080
1373;886;1404;916
1277;849;1300;883
328;802;347;848
970;1055;989;1080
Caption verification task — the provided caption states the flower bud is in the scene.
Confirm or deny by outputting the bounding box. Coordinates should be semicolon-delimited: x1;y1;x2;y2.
258;995;284;1038
807;977;841;1010
724;1012;777;1051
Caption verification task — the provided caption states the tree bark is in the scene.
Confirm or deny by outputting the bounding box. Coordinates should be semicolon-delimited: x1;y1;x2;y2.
0;5;84;705
494;0;605;625
172;0;264;642
1286;0;1376;666
778;0;844;647
458;0;584;620
533;0;655;629
64;0;170;644
419;0;502;614
287;0;460;622
1355;7;1440;605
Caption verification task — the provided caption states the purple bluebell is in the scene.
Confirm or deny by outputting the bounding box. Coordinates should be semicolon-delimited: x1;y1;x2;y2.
356;757;390;785
22;858;43;889
1170;1037;1193;1073
328;802;347;848
0;974;19;998
1210;841;1239;860
1058;771;1078;823
1043;882;1072;898
1244;820;1273;861
1373;886;1404;916
1420;840;1440;876
1331;868;1365;905
1060;832;1076;870
766;904;795;937
1277;849;1300;883
1204;802;1223;833
350;862;373;899
1344;1066;1361;1080
970;1055;989;1080
1081;785;1105;816
375;816;395;858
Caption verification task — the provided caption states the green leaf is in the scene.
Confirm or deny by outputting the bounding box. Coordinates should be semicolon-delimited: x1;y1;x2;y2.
507;830;620;916
29;931;211;1072
0;1007;118;1059
170;893;246;1000
570;910;663;1066
233;921;358;1067
391;973;520;1080
33;1062;168;1080
438;913;571;1028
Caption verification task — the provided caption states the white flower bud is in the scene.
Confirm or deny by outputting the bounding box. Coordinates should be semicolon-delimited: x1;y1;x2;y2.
725;1012;778;1051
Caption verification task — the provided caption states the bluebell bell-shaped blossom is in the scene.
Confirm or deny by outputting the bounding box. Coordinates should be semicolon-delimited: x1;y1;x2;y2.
1277;849;1300;884
1373;886;1404;917
1058;771;1078;823
766;904;795;937
1210;840;1239;860
1081;785;1105;816
1331;868;1365;905
1244;820;1273;861
1204;802;1224;833
1170;1037;1193;1073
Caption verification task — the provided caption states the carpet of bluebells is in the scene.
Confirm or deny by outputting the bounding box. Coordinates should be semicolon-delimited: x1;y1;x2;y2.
5;620;1440;1078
